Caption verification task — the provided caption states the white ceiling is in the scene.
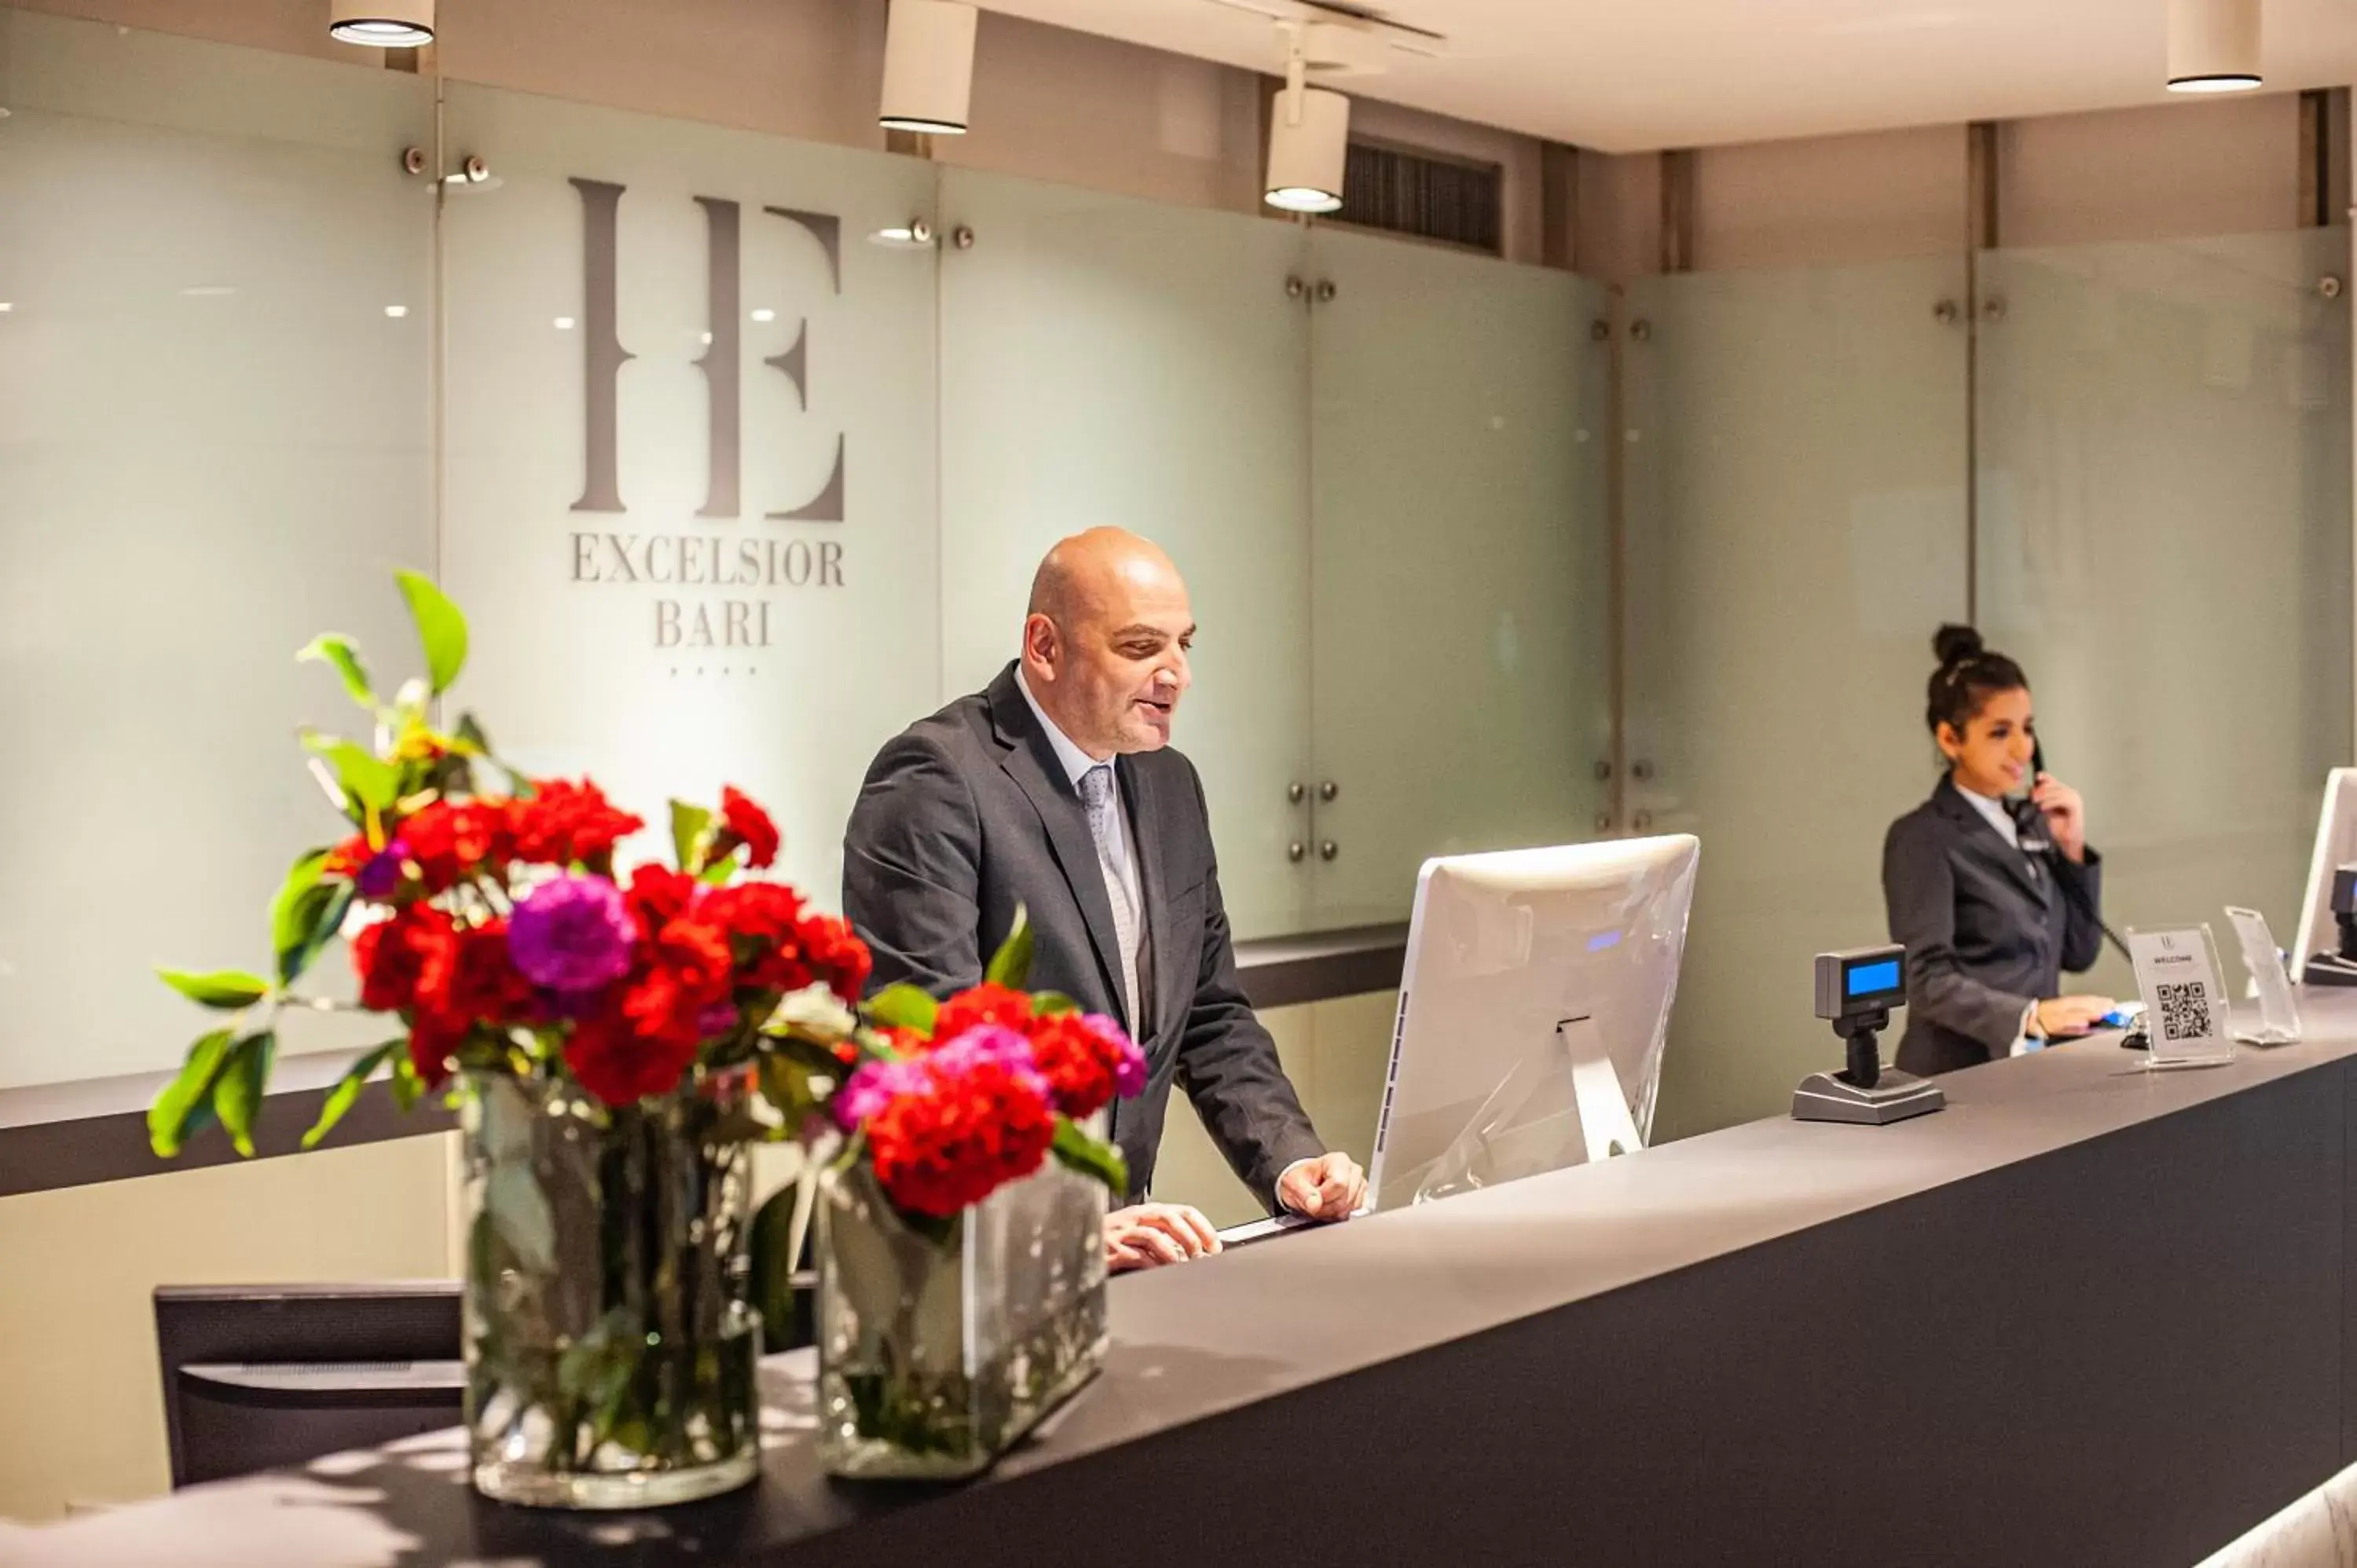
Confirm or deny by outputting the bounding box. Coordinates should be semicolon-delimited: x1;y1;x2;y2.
973;0;2357;152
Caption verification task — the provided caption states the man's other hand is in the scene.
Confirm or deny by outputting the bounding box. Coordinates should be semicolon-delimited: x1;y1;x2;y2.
1105;1203;1220;1272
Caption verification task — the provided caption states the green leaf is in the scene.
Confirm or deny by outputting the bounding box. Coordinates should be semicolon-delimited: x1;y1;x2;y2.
749;1185;803;1356
212;1031;277;1158
297;632;376;709
984;904;1034;989
276;881;353;988
865;983;938;1037
1050;1117;1127;1195
157;968;272;1009
394;570;468;696
269;847;332;969
148;1030;236;1158
388;1053;427;1112
302;1042;399;1149
669;799;713;872
1032;991;1080;1017
453;713;493;754
300;734;399;815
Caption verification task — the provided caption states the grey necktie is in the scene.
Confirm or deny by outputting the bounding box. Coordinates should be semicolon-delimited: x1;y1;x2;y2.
1078;764;1144;1032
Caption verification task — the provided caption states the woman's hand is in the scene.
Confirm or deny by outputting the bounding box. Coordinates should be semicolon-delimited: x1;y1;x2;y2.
2034;995;2117;1039
2031;772;2088;862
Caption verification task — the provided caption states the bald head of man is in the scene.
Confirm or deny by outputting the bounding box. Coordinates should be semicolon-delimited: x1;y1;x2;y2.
1020;528;1195;759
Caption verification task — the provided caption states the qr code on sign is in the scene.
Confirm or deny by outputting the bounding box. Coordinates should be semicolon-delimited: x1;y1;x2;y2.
2157;980;2212;1043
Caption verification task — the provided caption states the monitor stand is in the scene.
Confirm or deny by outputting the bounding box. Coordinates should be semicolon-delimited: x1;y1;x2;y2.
1558;1016;1644;1162
1792;1068;1945;1125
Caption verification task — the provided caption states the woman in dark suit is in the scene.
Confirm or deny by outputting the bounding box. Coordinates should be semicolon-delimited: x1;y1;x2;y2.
1882;626;2115;1075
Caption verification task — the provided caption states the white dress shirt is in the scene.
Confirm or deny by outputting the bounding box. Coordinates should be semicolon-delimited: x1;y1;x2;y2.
1955;782;2021;851
1955;780;2041;1052
1015;668;1147;1015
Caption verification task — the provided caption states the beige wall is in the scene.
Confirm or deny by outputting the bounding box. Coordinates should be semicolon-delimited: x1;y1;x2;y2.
2001;92;2304;247
1694;123;1968;270
0;1135;457;1522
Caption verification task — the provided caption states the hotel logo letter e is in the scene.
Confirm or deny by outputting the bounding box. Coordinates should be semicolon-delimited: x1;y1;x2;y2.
568;181;847;522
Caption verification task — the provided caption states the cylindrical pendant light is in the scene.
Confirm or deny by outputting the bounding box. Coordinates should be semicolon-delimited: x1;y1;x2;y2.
328;0;434;47
2167;0;2261;93
879;0;977;135
1265;86;1349;214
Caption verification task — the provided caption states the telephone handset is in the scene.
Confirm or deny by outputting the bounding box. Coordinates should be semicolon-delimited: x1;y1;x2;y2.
2018;738;2131;961
2011;741;2053;851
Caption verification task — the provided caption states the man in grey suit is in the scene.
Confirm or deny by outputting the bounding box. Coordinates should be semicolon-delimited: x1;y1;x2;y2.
844;528;1365;1269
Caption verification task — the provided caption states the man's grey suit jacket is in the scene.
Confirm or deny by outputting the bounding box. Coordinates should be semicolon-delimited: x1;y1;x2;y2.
842;663;1323;1209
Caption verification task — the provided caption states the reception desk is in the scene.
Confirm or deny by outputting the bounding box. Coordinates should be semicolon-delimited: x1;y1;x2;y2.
10;998;2357;1567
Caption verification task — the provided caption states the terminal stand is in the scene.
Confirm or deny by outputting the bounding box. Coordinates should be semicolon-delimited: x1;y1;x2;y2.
1791;1028;1945;1125
1792;946;1945;1126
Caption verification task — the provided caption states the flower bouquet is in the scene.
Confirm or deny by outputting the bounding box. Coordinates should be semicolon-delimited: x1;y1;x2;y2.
149;572;1142;1506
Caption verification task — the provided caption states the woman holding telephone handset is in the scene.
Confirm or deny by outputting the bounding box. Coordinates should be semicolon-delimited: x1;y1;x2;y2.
1882;625;2117;1075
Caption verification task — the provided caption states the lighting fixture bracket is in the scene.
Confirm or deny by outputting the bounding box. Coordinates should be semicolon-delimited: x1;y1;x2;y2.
1213;0;1446;67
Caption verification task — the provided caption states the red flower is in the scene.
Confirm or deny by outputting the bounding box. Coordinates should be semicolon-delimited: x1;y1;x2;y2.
620;918;733;1047
1027;1013;1125;1119
511;779;643;870
717;786;781;870
702;881;845;996
564;1005;697;1106
624;863;698;936
797;913;871;1004
323;833;371;879
396;800;512;893
702;881;806;947
407;1011;467;1091
414;918;533;1034
865;1053;1057;1218
934;981;1032;1042
351;904;457;1014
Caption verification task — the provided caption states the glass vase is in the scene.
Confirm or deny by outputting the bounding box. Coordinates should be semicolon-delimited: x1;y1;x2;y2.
461;1072;762;1509
815;1152;1109;1478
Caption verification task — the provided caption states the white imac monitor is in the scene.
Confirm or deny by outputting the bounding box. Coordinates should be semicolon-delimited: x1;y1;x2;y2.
2292;768;2357;983
1365;834;1700;1215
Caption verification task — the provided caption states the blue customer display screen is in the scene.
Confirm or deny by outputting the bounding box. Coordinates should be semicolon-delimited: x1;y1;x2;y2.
1846;958;1901;998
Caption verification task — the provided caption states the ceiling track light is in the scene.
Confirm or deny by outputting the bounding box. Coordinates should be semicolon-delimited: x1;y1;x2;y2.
2167;0;2261;93
879;0;977;136
328;0;433;47
1265;24;1351;214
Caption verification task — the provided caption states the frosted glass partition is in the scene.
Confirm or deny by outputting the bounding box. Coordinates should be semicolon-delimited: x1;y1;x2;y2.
1623;258;1970;1138
1305;229;1612;929
0;11;434;1089
438;83;941;917
936;169;1313;939
1975;229;2353;994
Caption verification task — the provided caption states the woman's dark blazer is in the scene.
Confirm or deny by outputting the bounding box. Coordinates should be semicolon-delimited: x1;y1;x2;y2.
1881;775;2106;1075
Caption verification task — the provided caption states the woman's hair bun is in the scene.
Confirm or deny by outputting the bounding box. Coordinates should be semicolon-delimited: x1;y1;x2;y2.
1932;623;1985;669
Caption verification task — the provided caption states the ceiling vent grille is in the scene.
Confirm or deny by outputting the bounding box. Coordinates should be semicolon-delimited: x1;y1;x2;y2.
1336;140;1501;254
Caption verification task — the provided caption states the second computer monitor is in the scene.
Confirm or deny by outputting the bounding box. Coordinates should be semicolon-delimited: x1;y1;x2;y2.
1366;833;1700;1214
2292;768;2357;984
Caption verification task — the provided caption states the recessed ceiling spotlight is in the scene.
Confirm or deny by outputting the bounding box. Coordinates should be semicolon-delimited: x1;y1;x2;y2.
879;0;976;135
2168;0;2261;92
328;0;433;48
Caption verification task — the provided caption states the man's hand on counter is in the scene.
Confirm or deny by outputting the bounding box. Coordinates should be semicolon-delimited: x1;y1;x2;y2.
1276;1152;1368;1221
1105;1203;1221;1271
